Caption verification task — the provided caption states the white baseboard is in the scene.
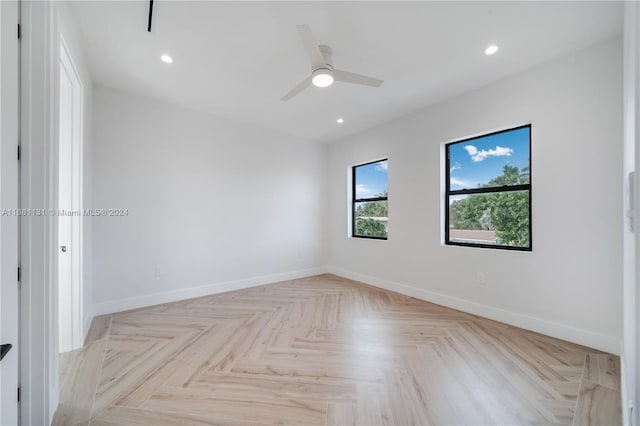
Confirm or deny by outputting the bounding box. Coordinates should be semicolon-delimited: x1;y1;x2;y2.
327;266;621;355
91;267;328;317
83;308;94;342
621;356;629;426
89;265;620;355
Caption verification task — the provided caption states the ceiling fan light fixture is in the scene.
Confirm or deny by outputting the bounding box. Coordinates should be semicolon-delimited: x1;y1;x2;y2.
312;69;334;88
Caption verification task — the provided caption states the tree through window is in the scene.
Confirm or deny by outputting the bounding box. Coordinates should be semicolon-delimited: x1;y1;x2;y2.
352;159;388;239
446;125;531;250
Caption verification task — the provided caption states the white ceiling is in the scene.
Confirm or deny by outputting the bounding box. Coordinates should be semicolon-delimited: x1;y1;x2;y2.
69;1;622;143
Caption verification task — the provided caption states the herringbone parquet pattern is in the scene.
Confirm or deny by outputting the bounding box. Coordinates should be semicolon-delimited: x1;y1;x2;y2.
54;274;621;426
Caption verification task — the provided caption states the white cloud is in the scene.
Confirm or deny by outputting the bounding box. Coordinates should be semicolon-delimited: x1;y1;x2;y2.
464;145;478;156
450;162;461;173
464;144;513;162
375;160;388;172
355;184;373;197
450;177;475;188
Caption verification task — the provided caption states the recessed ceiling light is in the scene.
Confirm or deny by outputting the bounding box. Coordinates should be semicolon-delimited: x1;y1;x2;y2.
337;118;344;124
160;54;173;64
485;45;499;55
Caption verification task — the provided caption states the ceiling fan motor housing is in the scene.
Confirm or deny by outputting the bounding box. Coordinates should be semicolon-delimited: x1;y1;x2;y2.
316;45;334;71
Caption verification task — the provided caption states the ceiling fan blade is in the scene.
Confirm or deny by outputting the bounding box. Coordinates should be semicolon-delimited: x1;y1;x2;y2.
281;76;312;101
334;69;383;87
296;24;326;69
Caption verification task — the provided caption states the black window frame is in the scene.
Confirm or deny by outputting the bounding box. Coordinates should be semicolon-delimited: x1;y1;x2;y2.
352;158;388;240
445;124;532;251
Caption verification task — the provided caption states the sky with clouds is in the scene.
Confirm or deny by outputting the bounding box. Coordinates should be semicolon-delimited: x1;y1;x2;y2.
355;160;388;199
449;127;530;190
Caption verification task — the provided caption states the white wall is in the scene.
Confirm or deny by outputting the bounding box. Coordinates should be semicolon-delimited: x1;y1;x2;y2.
623;2;640;424
91;86;327;314
327;38;623;354
56;0;94;342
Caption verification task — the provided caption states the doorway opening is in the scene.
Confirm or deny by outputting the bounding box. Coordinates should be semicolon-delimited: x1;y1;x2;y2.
58;36;84;353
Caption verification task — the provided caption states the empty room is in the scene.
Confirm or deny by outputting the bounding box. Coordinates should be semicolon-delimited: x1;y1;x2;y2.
0;1;639;425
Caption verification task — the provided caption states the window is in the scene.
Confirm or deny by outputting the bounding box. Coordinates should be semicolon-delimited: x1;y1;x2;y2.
445;125;531;250
352;159;388;239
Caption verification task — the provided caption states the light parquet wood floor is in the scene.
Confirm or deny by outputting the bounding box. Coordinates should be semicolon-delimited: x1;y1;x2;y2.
53;274;621;426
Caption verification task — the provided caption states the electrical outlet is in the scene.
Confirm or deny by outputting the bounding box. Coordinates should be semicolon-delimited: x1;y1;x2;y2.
154;266;162;277
476;272;486;285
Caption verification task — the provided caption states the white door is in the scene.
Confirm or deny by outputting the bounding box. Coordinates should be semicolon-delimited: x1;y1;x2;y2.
58;38;83;354
58;64;73;353
0;0;21;424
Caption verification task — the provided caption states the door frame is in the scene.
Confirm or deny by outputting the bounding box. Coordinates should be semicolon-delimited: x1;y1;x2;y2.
58;34;84;353
623;2;640;425
20;1;59;424
0;0;21;424
20;2;89;422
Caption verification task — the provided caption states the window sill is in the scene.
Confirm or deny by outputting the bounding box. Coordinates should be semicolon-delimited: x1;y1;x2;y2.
351;235;387;241
444;241;531;251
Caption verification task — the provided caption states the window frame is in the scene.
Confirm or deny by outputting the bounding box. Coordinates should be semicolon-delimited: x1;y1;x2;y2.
445;124;532;251
352;158;388;240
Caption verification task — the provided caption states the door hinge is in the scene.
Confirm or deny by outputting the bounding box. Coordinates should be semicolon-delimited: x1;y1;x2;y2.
17;387;20;402
17;24;20;40
17;266;20;282
17;145;20;161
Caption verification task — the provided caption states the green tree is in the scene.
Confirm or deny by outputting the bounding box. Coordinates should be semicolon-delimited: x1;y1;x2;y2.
355;190;388;218
355;218;387;238
486;165;529;186
491;191;529;246
356;201;388;218
454;193;496;230
449;165;529;247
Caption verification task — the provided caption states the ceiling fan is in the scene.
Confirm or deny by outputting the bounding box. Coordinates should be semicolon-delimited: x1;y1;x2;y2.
281;25;383;101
